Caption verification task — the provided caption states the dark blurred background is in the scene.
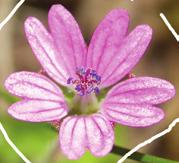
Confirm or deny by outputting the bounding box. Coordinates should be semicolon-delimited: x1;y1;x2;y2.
0;0;179;162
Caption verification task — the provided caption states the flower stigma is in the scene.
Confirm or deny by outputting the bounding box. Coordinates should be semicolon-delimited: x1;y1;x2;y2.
67;67;101;96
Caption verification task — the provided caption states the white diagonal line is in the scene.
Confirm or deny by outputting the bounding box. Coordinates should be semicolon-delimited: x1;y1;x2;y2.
0;122;31;163
0;0;25;30
160;13;179;42
117;118;179;163
0;0;31;162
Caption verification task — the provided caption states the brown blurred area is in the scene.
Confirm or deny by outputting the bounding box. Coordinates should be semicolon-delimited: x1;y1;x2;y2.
0;0;179;162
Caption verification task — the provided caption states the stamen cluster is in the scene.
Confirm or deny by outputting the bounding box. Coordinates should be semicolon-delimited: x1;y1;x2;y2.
67;68;101;96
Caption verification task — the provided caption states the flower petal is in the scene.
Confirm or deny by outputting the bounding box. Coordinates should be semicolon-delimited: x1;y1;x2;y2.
103;77;175;105
100;25;152;88
101;103;164;127
5;71;65;102
85;114;114;156
87;9;129;77
60;114;114;159
8;100;68;122
48;5;87;77
60;116;86;159
24;17;68;85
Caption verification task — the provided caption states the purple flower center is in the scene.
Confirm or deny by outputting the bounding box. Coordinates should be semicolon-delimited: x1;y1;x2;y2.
67;67;101;96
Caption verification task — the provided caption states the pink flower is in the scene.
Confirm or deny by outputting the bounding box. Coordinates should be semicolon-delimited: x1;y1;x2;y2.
5;4;175;159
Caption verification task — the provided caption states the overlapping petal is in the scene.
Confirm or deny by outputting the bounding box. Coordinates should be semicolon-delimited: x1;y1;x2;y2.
5;71;65;101
24;17;68;85
100;25;152;88
5;71;68;122
8;100;68;122
102;77;175;127
60;114;114;159
86;9;129;81
48;5;87;77
88;18;152;88
103;77;175;104
102;103;164;127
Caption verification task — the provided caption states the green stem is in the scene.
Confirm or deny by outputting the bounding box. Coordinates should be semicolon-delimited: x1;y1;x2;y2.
111;145;179;163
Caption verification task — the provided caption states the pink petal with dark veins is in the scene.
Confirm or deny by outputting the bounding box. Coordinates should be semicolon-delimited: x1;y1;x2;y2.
60;114;114;159
8;100;68;122
103;77;175;105
48;5;87;77
24;17;68;86
5;71;65;102
85;114;114;156
101;77;175;127
100;25;152;88
102;103;164;127
59;116;86;159
87;9;129;81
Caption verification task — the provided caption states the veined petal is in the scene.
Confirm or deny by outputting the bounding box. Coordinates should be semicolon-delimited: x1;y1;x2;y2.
85;114;114;156
24;17;68;85
60;116;86;159
60;114;114;159
8;100;68;122
87;9;129;75
5;71;65;102
103;77;175;105
48;5;87;77
100;25;152;88
101;103;164;127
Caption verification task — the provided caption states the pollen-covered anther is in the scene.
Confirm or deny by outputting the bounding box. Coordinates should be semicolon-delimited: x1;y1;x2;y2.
67;68;101;96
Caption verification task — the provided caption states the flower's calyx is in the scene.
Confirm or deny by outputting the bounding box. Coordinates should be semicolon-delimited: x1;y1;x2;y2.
67;67;101;96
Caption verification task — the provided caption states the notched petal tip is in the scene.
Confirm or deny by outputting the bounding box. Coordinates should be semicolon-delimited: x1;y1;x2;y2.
49;4;66;12
24;14;69;85
107;8;129;19
48;3;87;75
48;4;72;23
87;7;130;83
48;4;67;20
24;17;45;43
86;114;114;156
60;114;114;159
137;24;153;34
98;23;153;88
24;16;40;33
133;24;153;43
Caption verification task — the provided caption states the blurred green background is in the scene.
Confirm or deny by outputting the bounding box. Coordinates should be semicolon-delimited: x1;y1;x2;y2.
0;0;179;162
